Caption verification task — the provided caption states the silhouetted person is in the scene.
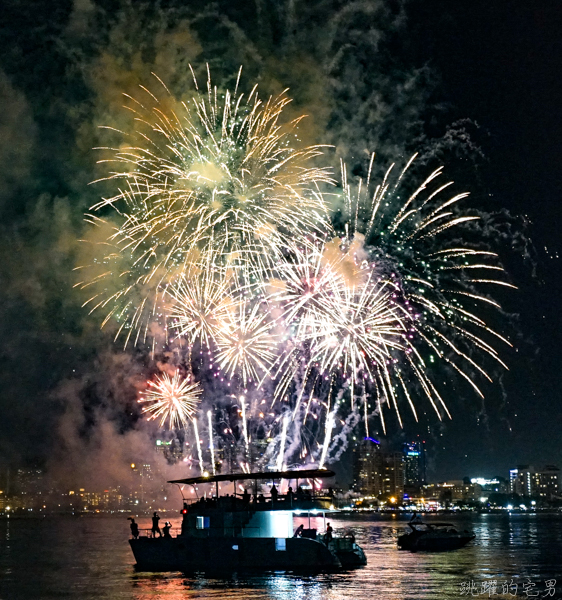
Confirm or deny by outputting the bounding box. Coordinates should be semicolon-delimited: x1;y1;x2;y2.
287;486;294;503
293;524;304;538
129;518;139;539
258;493;265;503
325;522;333;543
242;489;250;505
162;521;171;538
270;484;278;502
152;512;161;537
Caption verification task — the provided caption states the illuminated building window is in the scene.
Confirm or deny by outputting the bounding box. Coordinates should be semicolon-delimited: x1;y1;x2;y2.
196;516;210;529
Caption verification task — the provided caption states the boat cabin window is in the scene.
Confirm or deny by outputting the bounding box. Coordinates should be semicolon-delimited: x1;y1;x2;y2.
275;538;286;551
196;516;210;529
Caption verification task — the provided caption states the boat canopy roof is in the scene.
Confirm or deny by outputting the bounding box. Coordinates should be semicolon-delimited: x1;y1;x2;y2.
169;468;336;486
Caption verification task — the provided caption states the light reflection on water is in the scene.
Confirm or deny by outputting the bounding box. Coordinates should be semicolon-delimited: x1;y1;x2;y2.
0;513;561;599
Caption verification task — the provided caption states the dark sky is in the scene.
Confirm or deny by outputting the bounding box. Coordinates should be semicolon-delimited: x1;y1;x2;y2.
402;0;562;479
0;0;560;485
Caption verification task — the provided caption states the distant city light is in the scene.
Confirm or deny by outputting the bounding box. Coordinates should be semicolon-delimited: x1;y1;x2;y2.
471;478;499;486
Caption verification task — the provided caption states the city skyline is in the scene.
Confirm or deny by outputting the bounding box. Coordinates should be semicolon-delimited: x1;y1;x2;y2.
3;433;560;515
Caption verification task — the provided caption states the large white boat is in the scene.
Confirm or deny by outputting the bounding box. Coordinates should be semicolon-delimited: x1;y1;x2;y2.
129;469;366;571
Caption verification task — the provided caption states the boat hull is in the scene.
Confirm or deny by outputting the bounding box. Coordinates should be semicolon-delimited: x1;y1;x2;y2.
130;536;342;571
398;532;475;552
329;538;367;567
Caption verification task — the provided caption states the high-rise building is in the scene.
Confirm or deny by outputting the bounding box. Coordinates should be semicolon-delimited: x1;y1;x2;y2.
403;441;426;491
155;438;184;463
510;465;534;496
510;467;527;496
15;468;45;496
249;439;269;470
14;468;47;510
353;437;382;496
382;452;405;500
509;465;560;500
353;438;405;501
535;466;560;500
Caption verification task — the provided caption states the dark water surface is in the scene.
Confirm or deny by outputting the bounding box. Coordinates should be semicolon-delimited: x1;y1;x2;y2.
1;513;561;599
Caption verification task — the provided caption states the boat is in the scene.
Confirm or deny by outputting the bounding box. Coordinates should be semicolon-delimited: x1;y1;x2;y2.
397;521;475;552
129;468;367;572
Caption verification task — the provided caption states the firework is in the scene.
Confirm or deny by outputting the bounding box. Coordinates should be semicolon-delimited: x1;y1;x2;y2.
335;154;515;428
79;69;515;471
240;395;249;453
80;67;333;345
207;410;216;475
138;371;201;430
269;241;408;407
192;417;204;475
276;413;291;471
166;266;235;348
318;409;336;469
215;299;278;386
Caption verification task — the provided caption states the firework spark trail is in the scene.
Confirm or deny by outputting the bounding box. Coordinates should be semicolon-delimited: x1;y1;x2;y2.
240;395;249;453
276;412;290;471
138;371;201;430
207;410;216;475
318;409;336;469
81;67;334;346
337;153;515;424
192;417;204;476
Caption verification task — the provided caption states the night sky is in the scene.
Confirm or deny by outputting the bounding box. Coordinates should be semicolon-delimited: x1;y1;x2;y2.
0;0;560;486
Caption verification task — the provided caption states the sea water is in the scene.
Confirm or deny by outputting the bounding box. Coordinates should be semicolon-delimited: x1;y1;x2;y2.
1;512;561;599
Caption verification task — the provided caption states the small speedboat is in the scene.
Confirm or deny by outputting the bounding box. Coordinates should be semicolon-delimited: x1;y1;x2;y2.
398;522;475;552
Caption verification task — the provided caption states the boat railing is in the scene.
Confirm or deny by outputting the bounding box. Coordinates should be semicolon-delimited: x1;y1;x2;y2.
186;493;335;511
317;532;357;548
134;526;182;539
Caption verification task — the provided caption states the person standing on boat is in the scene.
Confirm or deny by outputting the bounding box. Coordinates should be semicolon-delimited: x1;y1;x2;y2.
242;489;250;505
325;522;333;543
286;486;294;504
151;512;162;537
129;518;139;539
293;524;304;537
270;484;278;503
